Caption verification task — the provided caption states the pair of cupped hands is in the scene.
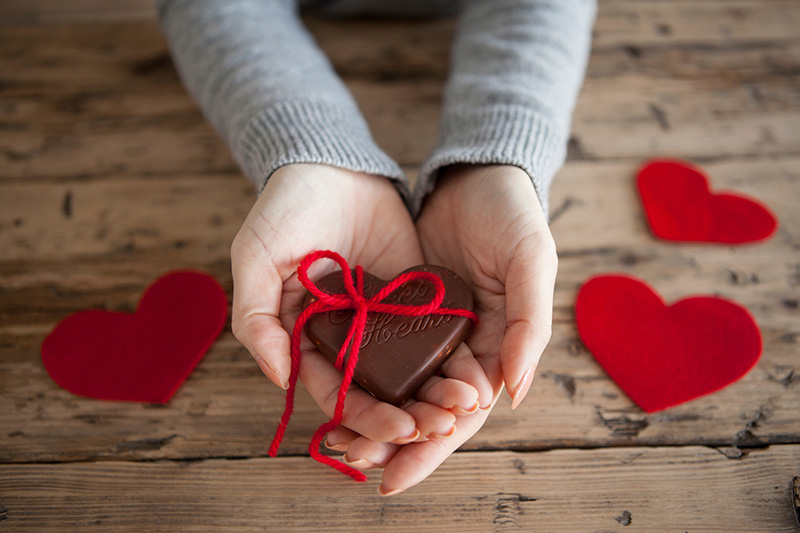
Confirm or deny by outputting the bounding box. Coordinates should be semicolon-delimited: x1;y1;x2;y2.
231;162;557;496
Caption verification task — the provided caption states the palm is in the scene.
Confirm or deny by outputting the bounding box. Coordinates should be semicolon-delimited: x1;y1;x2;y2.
417;165;557;400
330;165;558;496
231;164;488;448
254;166;425;332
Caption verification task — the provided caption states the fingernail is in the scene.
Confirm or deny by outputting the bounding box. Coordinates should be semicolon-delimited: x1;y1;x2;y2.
378;485;403;497
429;425;456;439
392;428;420;445
255;356;288;390
324;438;348;452
511;367;534;410
342;454;376;470
452;401;480;416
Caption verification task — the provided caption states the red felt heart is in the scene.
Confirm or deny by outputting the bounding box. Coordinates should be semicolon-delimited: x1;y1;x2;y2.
42;271;228;403
637;159;777;244
575;274;762;412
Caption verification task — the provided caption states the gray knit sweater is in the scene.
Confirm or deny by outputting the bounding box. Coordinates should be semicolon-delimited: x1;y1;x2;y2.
157;0;595;217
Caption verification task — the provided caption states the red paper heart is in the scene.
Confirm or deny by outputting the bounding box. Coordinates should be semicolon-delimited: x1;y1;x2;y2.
575;274;762;412
637;159;777;243
42;271;227;403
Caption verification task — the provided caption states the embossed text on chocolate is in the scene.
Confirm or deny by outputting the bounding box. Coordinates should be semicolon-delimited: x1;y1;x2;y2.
327;280;457;348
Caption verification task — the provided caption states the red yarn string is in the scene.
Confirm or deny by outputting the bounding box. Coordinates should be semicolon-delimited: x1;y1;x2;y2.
267;250;478;481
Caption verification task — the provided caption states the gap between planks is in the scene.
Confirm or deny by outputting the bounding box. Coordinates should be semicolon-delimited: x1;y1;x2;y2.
1;446;798;531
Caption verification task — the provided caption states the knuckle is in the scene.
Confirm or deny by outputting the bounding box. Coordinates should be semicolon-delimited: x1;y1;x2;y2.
425;380;448;405
230;314;246;342
321;382;345;418
535;323;553;348
416;375;442;400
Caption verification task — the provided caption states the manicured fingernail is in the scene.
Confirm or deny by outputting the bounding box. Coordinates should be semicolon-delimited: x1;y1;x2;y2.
378;485;403;497
452;401;480;416
429;425;456;439
342;454;376;469
393;428;420;445
511;367;534;410
324;438;348;452
255;356;288;390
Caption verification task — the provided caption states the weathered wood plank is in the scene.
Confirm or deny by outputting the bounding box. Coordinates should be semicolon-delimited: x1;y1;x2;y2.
0;0;155;23
2;316;797;463
1;157;796;265
2;273;797;462
1;1;798;528
2;158;797;327
3;73;798;179
4;11;800;92
0;175;249;262
595;0;800;48
2;11;799;180
0;155;797;462
1;447;798;531
3;0;799;50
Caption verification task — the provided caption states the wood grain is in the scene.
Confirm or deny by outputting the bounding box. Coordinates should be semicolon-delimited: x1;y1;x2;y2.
1;155;798;462
1;0;799;529
2;2;799;179
2;0;798;47
1;446;798;531
2;322;797;463
0;0;156;23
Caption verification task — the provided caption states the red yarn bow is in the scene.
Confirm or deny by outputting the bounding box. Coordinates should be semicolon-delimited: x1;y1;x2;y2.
268;250;478;481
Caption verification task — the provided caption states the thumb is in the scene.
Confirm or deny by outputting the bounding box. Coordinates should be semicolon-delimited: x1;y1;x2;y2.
499;233;558;410
231;240;291;389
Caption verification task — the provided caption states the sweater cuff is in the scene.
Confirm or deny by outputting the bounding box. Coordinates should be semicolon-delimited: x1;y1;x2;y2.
236;100;411;206
413;105;566;218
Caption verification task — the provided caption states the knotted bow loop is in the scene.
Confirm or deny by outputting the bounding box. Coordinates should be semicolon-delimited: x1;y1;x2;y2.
268;250;477;482
297;250;360;305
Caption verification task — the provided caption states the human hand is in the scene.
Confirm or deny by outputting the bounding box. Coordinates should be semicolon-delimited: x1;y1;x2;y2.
329;164;557;495
419;164;557;408
231;164;491;447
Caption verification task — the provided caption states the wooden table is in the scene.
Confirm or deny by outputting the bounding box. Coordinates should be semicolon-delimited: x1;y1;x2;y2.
1;1;799;530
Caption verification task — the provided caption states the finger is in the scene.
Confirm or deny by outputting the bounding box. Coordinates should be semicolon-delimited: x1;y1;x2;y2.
298;349;419;444
324;425;359;452
402;400;456;440
500;235;558;409
439;343;493;409
343;438;400;470
231;239;290;389
416;376;480;415
378;406;494;497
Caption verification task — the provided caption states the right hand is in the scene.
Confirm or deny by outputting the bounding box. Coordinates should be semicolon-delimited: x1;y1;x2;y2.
231;164;492;445
324;164;558;495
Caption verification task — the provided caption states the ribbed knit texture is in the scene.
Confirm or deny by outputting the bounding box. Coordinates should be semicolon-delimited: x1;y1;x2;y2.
157;0;596;218
415;0;596;216
415;105;565;216
157;0;410;203
238;101;406;196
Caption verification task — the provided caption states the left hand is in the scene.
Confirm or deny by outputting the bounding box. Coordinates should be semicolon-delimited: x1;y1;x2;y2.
231;164;490;448
325;164;558;495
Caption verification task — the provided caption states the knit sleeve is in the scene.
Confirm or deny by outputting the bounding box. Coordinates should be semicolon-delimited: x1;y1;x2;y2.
413;0;596;217
156;0;410;203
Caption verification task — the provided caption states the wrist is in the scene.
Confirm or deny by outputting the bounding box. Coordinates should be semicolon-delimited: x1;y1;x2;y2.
269;163;410;206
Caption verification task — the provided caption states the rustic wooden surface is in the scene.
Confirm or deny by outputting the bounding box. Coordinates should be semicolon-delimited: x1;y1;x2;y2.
1;0;799;530
2;447;799;531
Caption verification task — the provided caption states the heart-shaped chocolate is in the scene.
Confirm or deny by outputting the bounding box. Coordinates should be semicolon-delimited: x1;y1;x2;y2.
303;265;474;406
